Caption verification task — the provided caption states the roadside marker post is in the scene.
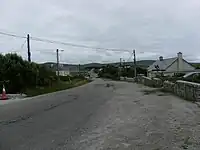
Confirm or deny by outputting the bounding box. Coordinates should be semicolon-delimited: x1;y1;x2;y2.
1;85;8;100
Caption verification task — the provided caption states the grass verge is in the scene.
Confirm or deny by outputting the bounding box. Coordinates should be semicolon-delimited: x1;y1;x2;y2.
25;79;89;97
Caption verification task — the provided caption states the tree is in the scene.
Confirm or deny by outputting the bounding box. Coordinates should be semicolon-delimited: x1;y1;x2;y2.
98;65;119;80
0;53;57;93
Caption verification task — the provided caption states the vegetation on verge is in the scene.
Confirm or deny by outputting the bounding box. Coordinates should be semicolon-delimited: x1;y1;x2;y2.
0;53;88;95
25;79;89;97
98;64;147;80
98;65;119;80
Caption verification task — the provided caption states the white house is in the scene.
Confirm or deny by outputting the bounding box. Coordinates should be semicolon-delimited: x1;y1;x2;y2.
56;70;70;76
147;52;195;77
56;65;80;76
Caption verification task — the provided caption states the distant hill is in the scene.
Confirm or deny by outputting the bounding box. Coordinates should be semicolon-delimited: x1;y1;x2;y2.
82;63;105;68
136;60;155;67
42;60;155;70
106;60;155;69
190;63;200;69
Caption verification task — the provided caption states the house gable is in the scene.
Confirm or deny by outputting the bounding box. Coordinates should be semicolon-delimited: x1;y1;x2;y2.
147;57;177;71
165;58;195;72
165;59;178;72
182;59;195;71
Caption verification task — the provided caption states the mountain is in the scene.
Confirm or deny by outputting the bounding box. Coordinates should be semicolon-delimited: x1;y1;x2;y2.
82;63;105;68
42;60;155;70
112;60;155;68
190;63;200;69
43;60;200;71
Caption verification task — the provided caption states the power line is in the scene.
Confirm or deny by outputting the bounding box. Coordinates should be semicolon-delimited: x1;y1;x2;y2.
0;31;26;39
127;52;134;62
31;37;131;52
0;31;132;53
20;40;27;49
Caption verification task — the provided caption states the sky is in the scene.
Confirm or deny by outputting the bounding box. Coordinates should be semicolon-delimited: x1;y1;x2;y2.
0;0;200;64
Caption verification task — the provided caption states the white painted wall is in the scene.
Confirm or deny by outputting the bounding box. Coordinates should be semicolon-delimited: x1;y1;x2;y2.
56;70;70;76
165;60;178;72
166;59;195;73
181;60;195;71
177;52;183;72
163;72;174;76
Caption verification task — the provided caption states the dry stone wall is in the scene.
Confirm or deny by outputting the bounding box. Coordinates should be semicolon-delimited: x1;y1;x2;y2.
137;76;200;102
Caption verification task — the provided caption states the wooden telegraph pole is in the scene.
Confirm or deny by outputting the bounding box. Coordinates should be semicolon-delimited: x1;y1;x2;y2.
27;34;31;62
133;50;137;78
56;49;59;77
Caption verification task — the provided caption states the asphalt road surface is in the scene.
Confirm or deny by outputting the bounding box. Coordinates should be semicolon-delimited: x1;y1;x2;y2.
0;79;200;150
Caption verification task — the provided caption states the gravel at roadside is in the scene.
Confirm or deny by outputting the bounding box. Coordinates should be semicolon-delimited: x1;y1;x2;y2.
72;81;200;150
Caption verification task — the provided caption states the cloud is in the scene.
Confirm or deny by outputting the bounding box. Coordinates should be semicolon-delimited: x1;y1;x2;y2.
0;0;200;63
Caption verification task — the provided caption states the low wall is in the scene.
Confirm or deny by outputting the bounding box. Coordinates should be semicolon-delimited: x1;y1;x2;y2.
139;77;200;102
120;77;134;82
142;76;154;87
174;80;200;102
137;76;162;88
153;78;163;88
163;81;175;93
163;80;200;101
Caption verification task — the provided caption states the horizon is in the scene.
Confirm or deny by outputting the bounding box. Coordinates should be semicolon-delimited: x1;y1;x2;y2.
1;0;200;63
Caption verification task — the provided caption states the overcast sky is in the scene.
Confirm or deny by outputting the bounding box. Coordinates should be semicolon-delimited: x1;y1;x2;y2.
0;0;200;64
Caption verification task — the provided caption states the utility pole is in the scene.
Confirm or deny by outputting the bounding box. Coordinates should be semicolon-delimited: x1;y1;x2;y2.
123;59;126;69
78;64;80;75
133;49;137;78
118;58;122;78
27;34;31;62
56;49;59;77
56;49;64;77
119;58;122;78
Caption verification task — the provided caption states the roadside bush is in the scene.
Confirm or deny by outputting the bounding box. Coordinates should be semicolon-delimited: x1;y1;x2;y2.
98;65;119;80
98;64;147;80
122;67;147;77
59;75;86;82
59;76;71;82
0;53;57;93
71;74;85;80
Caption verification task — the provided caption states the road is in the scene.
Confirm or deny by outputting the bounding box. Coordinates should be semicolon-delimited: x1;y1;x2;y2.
0;79;200;149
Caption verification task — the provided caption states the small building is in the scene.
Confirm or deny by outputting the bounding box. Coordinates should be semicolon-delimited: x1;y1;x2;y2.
147;52;195;77
56;64;80;76
44;63;82;76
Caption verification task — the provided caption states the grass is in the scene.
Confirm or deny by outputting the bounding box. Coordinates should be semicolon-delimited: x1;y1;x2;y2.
25;79;89;97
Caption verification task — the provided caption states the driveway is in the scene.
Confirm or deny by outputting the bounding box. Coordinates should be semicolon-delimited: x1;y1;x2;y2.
0;79;200;149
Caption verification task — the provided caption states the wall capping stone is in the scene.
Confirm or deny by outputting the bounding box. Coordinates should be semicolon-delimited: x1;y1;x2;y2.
137;76;200;102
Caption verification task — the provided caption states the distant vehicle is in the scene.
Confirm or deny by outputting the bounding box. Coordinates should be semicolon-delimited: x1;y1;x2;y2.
183;72;200;79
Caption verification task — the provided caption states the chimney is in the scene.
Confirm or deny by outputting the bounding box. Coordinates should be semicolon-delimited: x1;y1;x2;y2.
177;52;182;59
159;56;163;61
177;52;183;72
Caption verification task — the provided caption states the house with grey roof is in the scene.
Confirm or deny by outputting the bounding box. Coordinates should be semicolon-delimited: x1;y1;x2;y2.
44;63;80;76
56;64;81;76
147;52;195;77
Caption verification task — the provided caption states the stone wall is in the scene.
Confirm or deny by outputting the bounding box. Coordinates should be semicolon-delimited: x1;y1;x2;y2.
153;78;163;88
120;77;135;82
174;80;200;102
138;77;200;102
127;76;200;102
163;81;175;93
137;76;162;88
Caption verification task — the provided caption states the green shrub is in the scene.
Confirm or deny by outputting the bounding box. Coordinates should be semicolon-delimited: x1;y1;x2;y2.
59;76;71;82
0;53;57;93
